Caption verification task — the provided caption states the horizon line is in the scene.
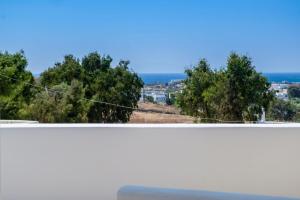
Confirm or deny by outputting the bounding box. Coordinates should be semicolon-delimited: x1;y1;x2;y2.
32;71;300;75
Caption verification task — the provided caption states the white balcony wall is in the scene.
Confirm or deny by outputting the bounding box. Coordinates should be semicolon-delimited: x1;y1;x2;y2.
0;124;300;200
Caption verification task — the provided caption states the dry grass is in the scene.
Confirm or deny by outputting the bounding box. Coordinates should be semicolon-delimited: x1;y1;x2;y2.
129;112;195;123
129;102;195;123
137;102;180;114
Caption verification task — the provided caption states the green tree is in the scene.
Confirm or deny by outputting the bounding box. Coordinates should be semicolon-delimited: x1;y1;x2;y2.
40;55;84;87
82;52;112;73
145;95;155;103
177;59;216;120
222;53;273;121
177;53;274;123
39;52;143;123
81;52;113;99
201;70;228;121
0;51;34;119
27;85;66;123
86;60;143;123
64;80;89;122
28;81;88;123
267;99;297;121
166;93;176;105
288;85;300;99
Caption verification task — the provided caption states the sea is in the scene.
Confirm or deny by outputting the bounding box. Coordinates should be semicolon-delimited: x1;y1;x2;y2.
33;73;300;85
139;73;300;85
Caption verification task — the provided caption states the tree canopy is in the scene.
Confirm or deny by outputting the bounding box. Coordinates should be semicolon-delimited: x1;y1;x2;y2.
0;51;34;119
177;59;217;120
0;51;143;123
177;53;274;123
288;85;300;99
39;52;143;123
267;99;297;121
28;80;88;123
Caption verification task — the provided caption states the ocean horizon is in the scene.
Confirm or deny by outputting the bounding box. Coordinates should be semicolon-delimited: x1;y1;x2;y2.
139;73;300;85
33;72;300;85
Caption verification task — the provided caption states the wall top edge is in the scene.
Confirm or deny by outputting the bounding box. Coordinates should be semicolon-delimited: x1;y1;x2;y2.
1;123;300;128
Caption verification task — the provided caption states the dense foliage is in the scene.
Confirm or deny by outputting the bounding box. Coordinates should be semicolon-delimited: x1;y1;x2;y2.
0;51;143;123
177;53;274;122
267;86;300;122
28;81;88;123
2;50;299;123
0;51;34;119
267;99;297;121
288;85;300;99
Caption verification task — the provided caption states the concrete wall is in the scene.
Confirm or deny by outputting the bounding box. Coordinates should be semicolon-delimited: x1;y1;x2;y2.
0;124;300;200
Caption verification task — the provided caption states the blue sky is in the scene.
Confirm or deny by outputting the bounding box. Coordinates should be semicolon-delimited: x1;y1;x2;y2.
0;0;300;73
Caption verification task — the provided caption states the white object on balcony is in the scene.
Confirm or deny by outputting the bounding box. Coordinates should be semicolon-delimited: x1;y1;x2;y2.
118;186;300;200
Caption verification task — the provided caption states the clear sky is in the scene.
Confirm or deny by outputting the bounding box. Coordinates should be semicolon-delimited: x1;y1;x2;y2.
0;0;300;73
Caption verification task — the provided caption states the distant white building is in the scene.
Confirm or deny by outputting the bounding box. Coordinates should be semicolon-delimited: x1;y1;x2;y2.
270;83;289;101
152;93;167;104
270;83;289;91
276;92;288;101
140;88;167;104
